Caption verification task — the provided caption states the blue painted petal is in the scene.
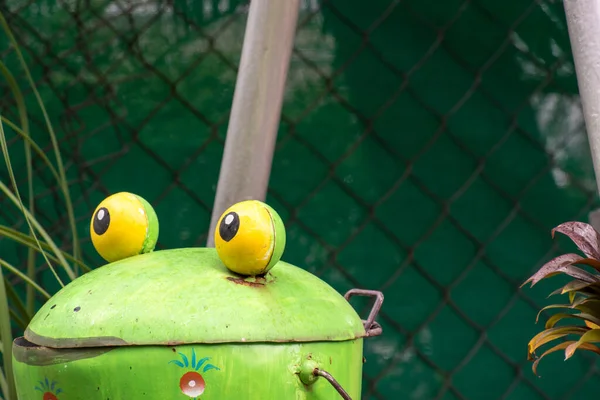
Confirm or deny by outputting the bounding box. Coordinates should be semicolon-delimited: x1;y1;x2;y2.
45;377;49;388
56;389;63;395
195;357;209;371
51;380;56;390
169;360;185;368
191;348;197;369
35;387;43;392
203;364;220;373
178;352;189;367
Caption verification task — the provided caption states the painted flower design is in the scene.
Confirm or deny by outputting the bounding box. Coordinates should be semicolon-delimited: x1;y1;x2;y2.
35;377;62;400
170;349;220;399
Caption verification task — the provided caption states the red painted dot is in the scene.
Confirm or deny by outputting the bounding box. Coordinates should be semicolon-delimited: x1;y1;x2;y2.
43;393;58;400
180;371;205;398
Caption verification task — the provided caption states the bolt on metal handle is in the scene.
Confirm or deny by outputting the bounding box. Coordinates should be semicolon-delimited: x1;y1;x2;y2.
344;289;384;337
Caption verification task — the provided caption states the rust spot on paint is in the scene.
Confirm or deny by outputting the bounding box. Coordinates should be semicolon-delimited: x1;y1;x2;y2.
226;276;266;287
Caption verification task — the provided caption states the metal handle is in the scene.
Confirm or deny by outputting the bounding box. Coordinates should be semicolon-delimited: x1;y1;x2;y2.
344;289;384;337
313;368;352;400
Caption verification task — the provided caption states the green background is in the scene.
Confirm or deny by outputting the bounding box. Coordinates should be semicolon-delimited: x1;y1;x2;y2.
1;0;599;398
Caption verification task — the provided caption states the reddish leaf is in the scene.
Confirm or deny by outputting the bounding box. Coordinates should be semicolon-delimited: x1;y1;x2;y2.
575;258;600;272
552;222;600;259
523;253;599;287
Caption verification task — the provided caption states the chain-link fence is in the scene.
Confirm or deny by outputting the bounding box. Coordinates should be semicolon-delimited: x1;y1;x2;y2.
0;0;599;398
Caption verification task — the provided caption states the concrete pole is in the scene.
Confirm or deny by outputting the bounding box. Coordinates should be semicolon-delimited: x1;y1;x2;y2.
564;0;600;194
206;0;300;246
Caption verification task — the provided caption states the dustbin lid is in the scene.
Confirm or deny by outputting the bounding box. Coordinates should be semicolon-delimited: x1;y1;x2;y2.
24;248;366;349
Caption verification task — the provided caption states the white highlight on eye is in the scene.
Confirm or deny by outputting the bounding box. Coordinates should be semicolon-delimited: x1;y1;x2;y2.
189;380;196;387
225;214;234;225
97;209;105;220
138;208;145;215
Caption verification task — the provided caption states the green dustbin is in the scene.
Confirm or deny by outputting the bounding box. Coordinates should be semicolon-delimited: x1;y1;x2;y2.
12;230;383;399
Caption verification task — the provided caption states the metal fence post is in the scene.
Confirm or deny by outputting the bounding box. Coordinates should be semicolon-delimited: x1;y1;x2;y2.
206;0;300;247
564;0;600;196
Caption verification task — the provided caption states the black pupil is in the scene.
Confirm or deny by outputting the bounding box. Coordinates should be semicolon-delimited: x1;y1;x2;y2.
93;207;110;236
219;212;240;242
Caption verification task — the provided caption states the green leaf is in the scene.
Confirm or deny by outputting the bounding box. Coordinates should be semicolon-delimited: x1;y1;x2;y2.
562;280;600;294
532;340;600;376
574;299;600;317
565;329;600;359
528;326;588;356
547;280;600;298
545;312;600;329
535;304;572;323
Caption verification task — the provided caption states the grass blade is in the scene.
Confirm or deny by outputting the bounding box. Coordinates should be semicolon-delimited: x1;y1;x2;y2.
0;226;90;273
0;262;17;399
0;179;74;282
0;119;69;285
0;259;50;300
0;61;37;317
0;12;80;266
0;117;61;181
4;278;31;325
0;365;8;400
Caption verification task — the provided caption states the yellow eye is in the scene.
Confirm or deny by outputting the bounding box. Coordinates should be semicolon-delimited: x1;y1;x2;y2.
90;192;159;263
215;200;286;276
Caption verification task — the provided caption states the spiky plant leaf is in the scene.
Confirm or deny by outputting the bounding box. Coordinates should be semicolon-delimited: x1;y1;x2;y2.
523;253;598;287
565;329;600;360
574;257;600;272
532;341;600;376
547;279;600;298
535;304;572;323
528;326;588;357
574;299;600;317
552;222;600;260
525;222;600;373
585;320;600;329
545;312;600;330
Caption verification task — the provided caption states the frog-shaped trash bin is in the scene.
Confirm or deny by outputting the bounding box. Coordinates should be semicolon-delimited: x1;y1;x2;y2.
12;192;384;399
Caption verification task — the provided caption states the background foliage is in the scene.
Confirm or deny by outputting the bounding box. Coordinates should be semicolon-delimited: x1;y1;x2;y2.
1;0;600;398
